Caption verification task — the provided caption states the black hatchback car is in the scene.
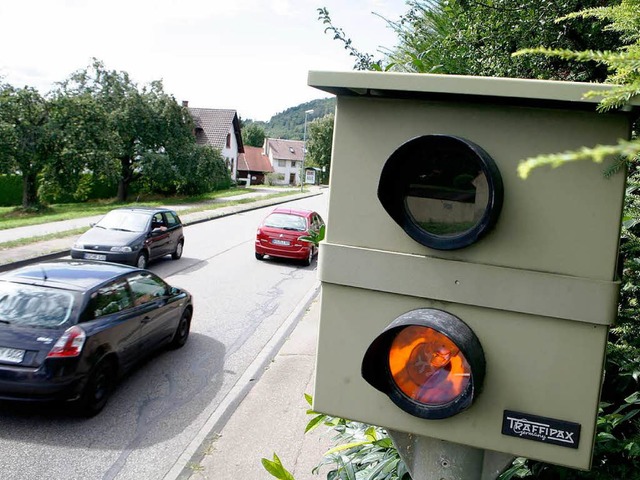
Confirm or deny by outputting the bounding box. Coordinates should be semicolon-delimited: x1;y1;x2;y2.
0;260;193;416
70;207;185;269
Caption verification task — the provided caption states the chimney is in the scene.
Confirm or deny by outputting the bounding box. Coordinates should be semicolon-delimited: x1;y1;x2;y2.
182;100;189;107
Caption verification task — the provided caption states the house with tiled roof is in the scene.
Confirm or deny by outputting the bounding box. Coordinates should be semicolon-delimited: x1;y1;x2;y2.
185;103;244;180
264;138;304;186
237;146;274;185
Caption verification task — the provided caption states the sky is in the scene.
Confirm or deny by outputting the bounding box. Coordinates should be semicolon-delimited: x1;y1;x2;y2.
0;0;408;121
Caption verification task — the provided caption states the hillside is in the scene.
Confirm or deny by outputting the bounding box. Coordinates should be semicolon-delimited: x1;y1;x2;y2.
244;97;336;140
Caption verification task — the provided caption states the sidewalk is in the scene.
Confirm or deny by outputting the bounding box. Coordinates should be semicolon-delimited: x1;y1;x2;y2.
0;187;321;270
186;296;333;480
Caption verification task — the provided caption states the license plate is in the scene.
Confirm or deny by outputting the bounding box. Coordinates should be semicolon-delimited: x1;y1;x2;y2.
272;239;290;246
84;253;107;261
0;347;25;364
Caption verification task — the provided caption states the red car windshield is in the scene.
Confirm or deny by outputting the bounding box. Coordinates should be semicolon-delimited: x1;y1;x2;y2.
264;213;307;231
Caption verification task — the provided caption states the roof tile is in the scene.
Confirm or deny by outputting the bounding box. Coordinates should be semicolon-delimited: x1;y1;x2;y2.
238;146;274;173
267;138;304;161
188;108;242;150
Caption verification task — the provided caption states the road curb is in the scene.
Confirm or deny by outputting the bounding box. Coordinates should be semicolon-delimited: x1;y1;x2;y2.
0;250;69;273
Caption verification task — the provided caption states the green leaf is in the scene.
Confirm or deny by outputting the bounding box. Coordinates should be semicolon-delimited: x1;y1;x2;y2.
364;426;378;442
305;414;328;433
325;440;372;456
261;453;296;480
625;391;640;404
597;432;617;442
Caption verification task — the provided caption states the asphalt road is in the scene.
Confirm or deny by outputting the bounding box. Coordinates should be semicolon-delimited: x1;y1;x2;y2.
0;192;328;480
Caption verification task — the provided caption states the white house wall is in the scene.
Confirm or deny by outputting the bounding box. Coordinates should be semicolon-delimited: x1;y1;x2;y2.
221;126;239;180
268;153;300;185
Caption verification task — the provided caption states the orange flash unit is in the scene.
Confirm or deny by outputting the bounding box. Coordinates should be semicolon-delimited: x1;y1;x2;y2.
362;309;485;419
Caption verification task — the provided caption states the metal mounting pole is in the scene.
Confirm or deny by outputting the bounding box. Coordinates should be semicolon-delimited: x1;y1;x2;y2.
301;109;313;191
388;430;514;480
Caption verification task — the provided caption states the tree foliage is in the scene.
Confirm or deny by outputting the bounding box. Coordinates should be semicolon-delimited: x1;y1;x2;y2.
305;114;334;184
242;123;266;147
40;92;115;202
389;0;622;80
56;59;200;201
0;84;52;209
320;0;623;81
0;59;232;205
514;0;640;176
248;98;336;140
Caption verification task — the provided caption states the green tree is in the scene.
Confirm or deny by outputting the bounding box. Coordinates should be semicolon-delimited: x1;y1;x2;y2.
242;123;266;147
305;114;334;184
0;84;52;209
320;1;623;81
141;143;230;195
40;92;115;202
57;59;196;201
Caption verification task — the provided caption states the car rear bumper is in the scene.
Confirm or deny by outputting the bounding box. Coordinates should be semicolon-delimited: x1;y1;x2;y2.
0;364;86;403
255;241;312;260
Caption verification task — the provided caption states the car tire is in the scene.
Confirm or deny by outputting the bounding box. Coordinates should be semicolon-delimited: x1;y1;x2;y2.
78;360;115;417
255;252;264;260
136;252;148;269
303;247;314;267
169;309;192;349
172;241;184;260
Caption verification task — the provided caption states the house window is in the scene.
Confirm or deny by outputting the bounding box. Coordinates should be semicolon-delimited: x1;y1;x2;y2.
226;133;231;148
278;160;286;167
291;161;297;168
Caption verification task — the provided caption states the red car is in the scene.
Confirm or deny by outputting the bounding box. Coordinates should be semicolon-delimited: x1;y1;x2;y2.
255;207;325;266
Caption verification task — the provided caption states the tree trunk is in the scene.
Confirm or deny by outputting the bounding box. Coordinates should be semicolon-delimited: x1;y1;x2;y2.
22;172;39;209
117;178;129;203
117;157;132;202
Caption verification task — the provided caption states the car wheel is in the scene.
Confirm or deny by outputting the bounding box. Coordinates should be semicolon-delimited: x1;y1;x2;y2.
172;241;184;260
136;251;148;269
255;252;264;260
78;360;115;417
170;309;192;349
303;247;314;266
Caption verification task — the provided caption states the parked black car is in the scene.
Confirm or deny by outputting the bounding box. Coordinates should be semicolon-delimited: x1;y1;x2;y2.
0;260;193;416
70;207;185;269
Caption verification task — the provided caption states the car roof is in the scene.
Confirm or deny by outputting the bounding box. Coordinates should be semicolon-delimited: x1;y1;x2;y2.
0;260;141;292
110;207;176;215
270;207;315;217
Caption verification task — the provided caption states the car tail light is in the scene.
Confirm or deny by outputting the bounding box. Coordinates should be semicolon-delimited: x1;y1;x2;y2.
47;326;86;358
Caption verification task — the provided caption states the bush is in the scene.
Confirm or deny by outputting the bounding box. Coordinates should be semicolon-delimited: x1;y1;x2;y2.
38;172;118;204
0;175;22;206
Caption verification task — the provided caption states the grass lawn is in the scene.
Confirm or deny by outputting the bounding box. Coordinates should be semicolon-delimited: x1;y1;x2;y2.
0;187;282;231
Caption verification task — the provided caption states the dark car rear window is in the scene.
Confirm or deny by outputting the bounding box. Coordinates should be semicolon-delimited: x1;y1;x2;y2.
0;282;74;328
